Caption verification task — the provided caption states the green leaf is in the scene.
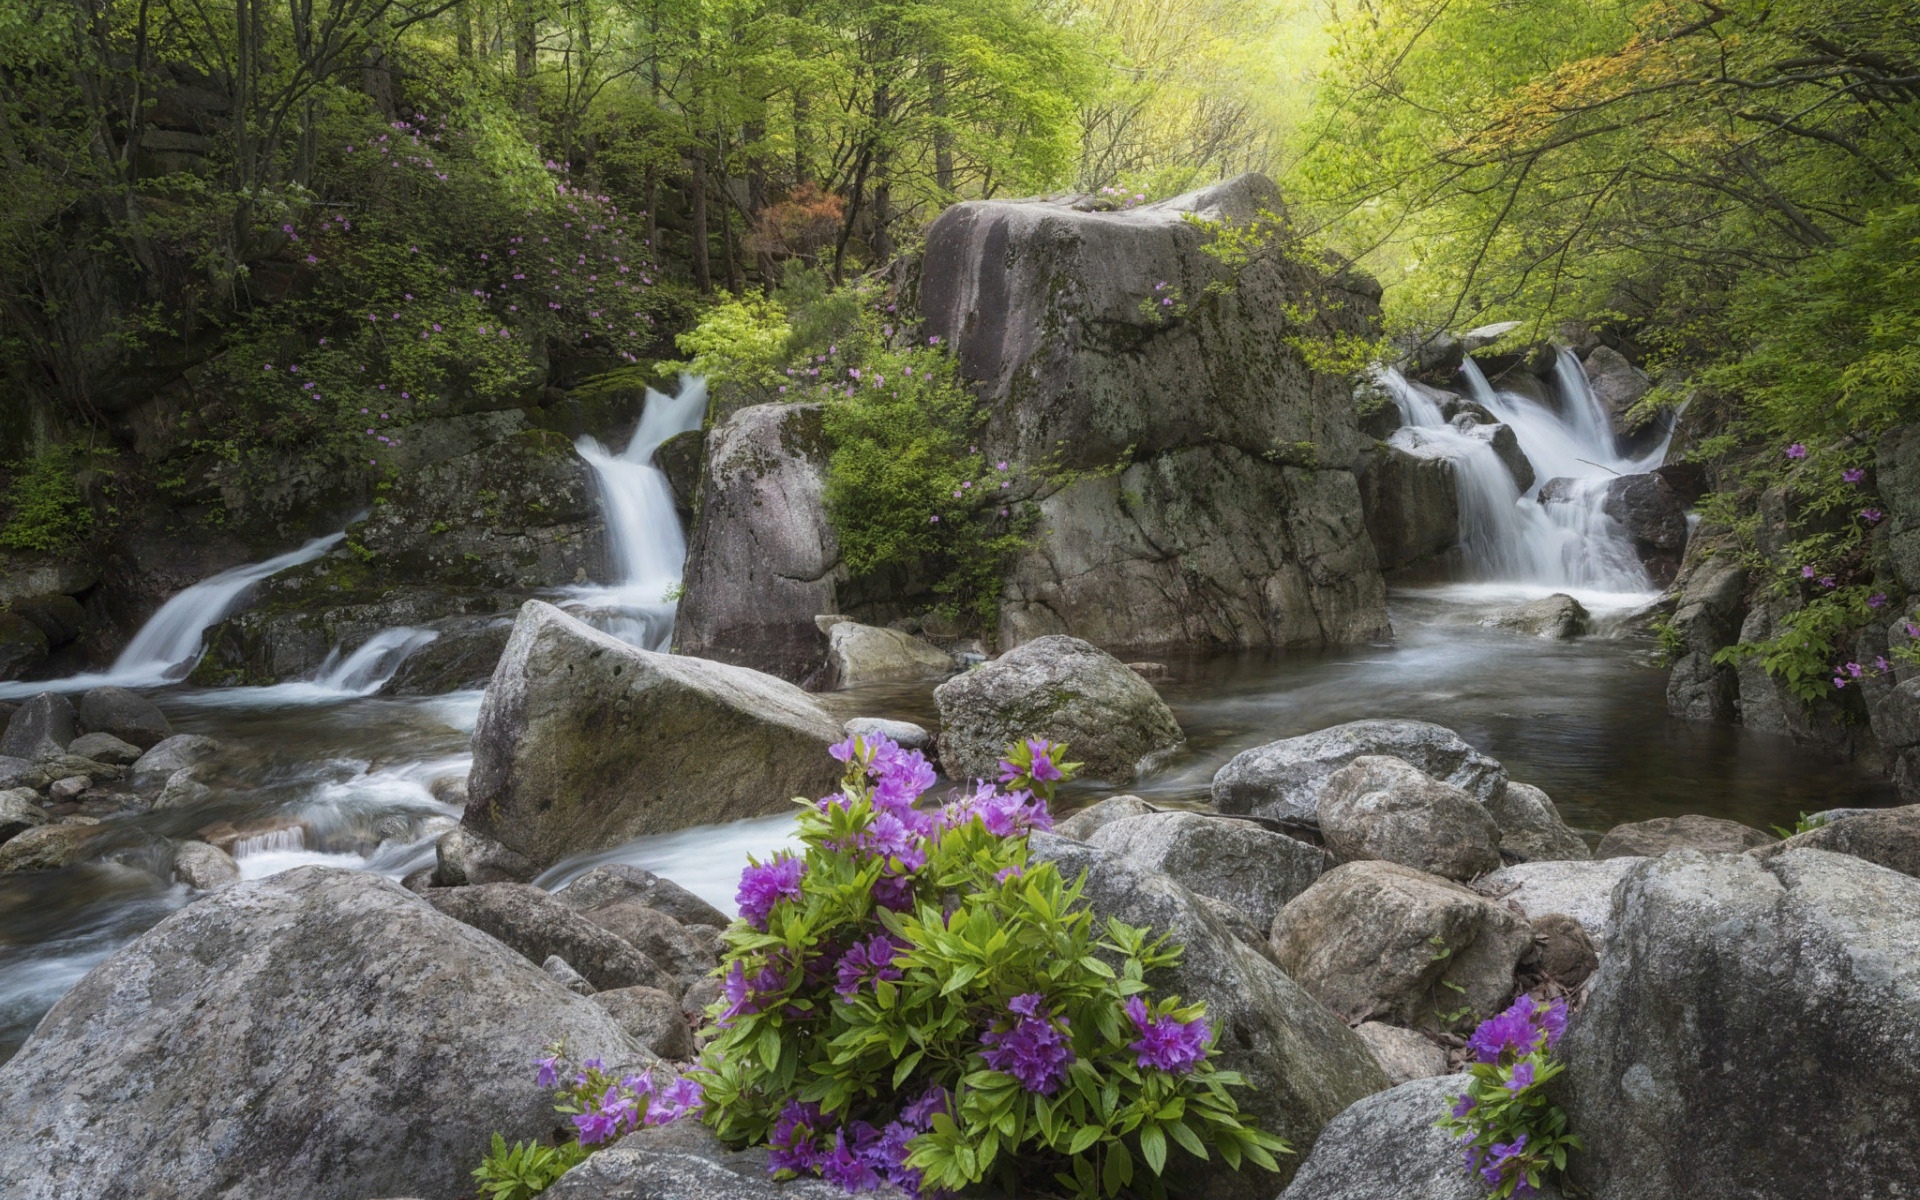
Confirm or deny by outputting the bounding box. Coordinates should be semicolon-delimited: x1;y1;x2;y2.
1139;1124;1167;1175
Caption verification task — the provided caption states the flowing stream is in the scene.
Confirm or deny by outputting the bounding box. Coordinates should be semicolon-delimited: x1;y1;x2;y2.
0;357;1899;1064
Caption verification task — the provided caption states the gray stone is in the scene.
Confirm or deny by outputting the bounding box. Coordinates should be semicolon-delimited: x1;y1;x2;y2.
544;954;596;995
1602;473;1689;552
1278;1075;1562;1200
1085;811;1330;930
1212;719;1507;824
1318;756;1502;880
1583;344;1651;433
1481;594;1589;640
37;754;124;784
544;1120;867;1200
152;767;213;811
466;601;845;869
1031;833;1387;1196
1560;850;1920;1199
1521;912;1597;988
1485;782;1590;862
1595;813;1773;859
1358;443;1459;573
821;622;953;689
129;734;223;790
1052;794;1157;842
0;755;48;791
1750;804;1920;879
841;717;932;751
592;986;697;1060
65;732;143;765
433;826;536;886
1;788;50;843
76;686;173;749
1;692;75;761
170;839;240;890
557;863;731;929
920;174;1391;653
0;822;100;872
1664;550;1748;723
0;866;644;1200
425;882;676;992
578;901;719;985
1352;1022;1451;1087
0;612;48;680
933;634;1184;784
48;775;90;801
681;977;723;1024
674;403;839;684
1474;857;1646;952
1270;861;1532;1030
1456;419;1535;492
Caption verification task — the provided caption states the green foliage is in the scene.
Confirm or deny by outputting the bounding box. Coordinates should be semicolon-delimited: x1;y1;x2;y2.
1437;1001;1582;1200
0;446;95;553
673;295;794;391
471;1133;587;1200
1770;811;1831;839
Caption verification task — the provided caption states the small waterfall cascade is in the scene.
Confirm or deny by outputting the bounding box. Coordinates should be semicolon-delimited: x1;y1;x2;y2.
308;627;440;695
1380;350;1675;593
571;376;709;650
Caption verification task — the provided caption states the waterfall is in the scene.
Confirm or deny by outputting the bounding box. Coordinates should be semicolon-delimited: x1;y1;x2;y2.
1380;351;1676;594
0;530;348;698
570;376;708;650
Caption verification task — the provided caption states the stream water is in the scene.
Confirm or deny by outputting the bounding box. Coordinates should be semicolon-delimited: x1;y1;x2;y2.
0;361;1901;1064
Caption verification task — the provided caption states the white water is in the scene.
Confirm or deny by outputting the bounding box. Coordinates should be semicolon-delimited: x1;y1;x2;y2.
568;376;708;650
1380;352;1675;595
172;627;440;710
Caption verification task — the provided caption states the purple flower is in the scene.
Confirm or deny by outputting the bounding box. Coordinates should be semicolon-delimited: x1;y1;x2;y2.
768;1100;825;1175
834;933;905;998
819;1128;883;1190
1468;998;1547;1064
1821;576;1836;589
649;1076;703;1124
995;864;1024;884
1450;1092;1475;1118
1844;468;1866;483
871;873;917;912
1124;995;1210;1073
573;1105;621;1145
861;813;928;873
1506;1060;1537;1091
1786;443;1808;460
980;993;1074;1094
872;750;937;811
1802;565;1817;578
1871;593;1889;608
718;958;787;1026
737;856;805;929
1864;507;1886;523
534;1054;560;1088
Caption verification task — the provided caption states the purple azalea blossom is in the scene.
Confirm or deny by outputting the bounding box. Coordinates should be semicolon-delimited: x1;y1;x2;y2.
834;933;906;998
737;856;805;929
980;993;1075;1094
1864;507;1886;523
872;873;917;912
1844;467;1867;483
1451;1092;1476;1118
1506;1060;1537;1091
534;1054;560;1088
995;864;1025;884
1468;1000;1546;1064
1786;443;1808;460
1872;593;1890;608
819;1128;883;1191
768;1100;826;1175
1124;995;1210;1073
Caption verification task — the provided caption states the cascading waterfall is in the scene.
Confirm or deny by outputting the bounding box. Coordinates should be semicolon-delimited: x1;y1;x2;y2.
1380;351;1675;594
571;376;708;650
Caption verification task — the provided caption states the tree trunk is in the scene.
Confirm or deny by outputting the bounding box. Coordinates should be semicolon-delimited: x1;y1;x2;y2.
870;84;893;262
930;62;954;196
514;2;537;114
691;152;712;292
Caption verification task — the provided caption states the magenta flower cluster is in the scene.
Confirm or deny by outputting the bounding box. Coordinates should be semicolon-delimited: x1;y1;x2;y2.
532;1054;703;1148
1124;996;1210;1073
737;855;806;929
979;993;1075;1095
768;1087;952;1196
1466;994;1568;1065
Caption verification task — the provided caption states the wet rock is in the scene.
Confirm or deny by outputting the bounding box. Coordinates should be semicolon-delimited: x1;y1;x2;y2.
1278;1075;1561;1200
424;882;676;993
466;601;844;869
557;863;731;929
152;768;214;811
681;977;723;1024
841;717;932;751
0;822;100;872
1560;850;1920;1199
48;775;90;802
1086;811;1330;930
1318;756;1503;880
0;756;48;791
1473;857;1645;951
37;754;124;785
1213;719;1507;825
1601;472;1689;583
1582;345;1652;435
170;839;240;890
0;693;75;761
10;594;85;646
1485;782;1590;862
129;733;223;790
933;635;1184;784
1595;813;1773;859
674;403;839;684
1270;861;1532;1029
1;788;50;843
921;174;1391;654
1749;804;1920;879
1520;912;1597;988
1053;794;1156;841
0;866;645;1200
544;954;596;995
543;1119;861;1200
592;986;696;1060
1030;833;1387;1196
384;618;515;695
0;612;49;680
578;902;719;985
1358;444;1459;573
821;622;953;689
65;732;142;765
1352;1022;1451;1087
1481;594;1589;640
76;686;173;749
1457;420;1535;492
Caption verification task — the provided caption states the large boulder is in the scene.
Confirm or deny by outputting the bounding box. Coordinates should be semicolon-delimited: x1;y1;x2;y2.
0;611;49;680
576;901;719;987
1;788;49;843
919;174;1390;652
1582;344;1651;434
1316;756;1503;880
933;635;1184;784
76;686;173;749
1602;472;1689;583
1030;833;1388;1196
1559;850;1920;1198
1595;813;1773;859
1270;861;1532;1029
1664;550;1749;722
1278;1075;1561;1200
591;986;696;1060
1474;857;1647;951
1351;1022;1450;1087
820;621;953;689
1750;804;1920;879
0;822;101;872
1084;811;1331;930
0;866;644;1200
66;731;143;765
425;882;677;993
1480;594;1589;640
674;403;840;683
557;863;731;929
1484;782;1590;862
432;826;536;886
0;692;76;761
464;601;844;869
1052;794;1156;841
1357;443;1459;573
1212;719;1506;824
544;1120;865;1200
129;733;223;791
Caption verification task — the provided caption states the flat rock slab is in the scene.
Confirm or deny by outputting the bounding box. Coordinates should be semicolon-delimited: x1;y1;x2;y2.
1595;813;1774;859
1474;857;1646;951
1212;719;1507;824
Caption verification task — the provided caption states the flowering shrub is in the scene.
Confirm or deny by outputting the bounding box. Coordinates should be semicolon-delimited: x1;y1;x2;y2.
1437;995;1581;1199
693;733;1288;1197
